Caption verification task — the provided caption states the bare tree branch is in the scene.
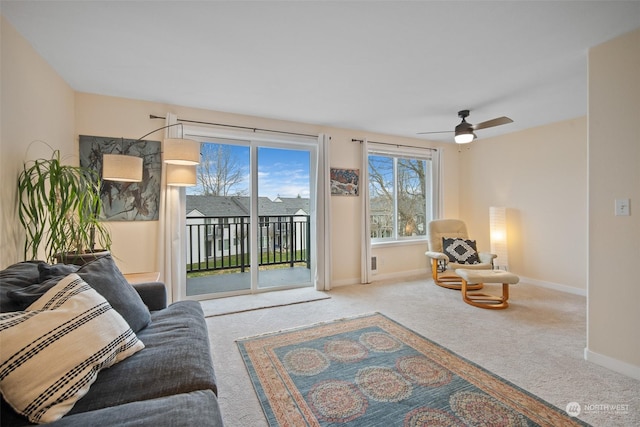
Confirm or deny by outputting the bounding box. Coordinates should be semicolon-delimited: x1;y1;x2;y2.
197;144;247;196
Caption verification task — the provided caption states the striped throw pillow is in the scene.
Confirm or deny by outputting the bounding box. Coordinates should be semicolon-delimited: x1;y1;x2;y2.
0;273;145;424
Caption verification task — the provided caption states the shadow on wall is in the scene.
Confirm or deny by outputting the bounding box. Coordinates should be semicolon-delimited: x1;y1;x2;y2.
507;208;522;274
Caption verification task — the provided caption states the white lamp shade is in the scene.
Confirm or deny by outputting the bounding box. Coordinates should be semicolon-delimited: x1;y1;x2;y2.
102;154;143;182
164;138;200;165
454;132;475;144
489;206;509;270
167;164;197;187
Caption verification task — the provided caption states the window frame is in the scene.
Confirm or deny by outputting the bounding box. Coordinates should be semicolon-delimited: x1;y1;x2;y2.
367;144;439;247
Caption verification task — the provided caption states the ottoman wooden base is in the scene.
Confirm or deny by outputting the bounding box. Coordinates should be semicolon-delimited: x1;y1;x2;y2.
455;269;520;309
434;270;484;291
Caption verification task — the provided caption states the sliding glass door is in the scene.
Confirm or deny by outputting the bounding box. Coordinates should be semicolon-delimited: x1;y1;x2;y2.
185;141;251;296
256;146;311;289
185;138;314;299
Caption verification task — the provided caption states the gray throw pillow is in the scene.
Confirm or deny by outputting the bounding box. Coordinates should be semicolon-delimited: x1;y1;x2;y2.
3;262;84;308
4;262;81;309
0;261;43;312
5;280;58;306
76;255;151;332
38;262;79;282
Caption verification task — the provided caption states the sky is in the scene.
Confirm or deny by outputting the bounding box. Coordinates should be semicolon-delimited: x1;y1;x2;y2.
187;143;311;200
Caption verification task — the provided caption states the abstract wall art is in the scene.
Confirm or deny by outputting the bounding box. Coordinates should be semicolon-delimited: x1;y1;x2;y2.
330;168;359;196
79;135;161;221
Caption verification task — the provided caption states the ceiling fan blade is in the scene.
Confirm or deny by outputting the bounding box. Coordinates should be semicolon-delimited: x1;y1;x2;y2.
416;130;452;135
472;116;513;131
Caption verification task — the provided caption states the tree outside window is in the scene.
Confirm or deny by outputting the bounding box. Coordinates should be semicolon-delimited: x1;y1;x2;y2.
368;153;430;242
196;144;248;196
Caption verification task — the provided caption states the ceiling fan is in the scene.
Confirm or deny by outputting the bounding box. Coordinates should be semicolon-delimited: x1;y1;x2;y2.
418;110;513;144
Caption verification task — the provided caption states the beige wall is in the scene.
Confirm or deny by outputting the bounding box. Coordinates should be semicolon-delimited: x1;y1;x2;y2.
0;16;76;267
587;28;640;377
458;117;588;292
74;93;451;280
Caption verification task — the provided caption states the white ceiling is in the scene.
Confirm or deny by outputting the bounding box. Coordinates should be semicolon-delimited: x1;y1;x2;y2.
2;1;639;142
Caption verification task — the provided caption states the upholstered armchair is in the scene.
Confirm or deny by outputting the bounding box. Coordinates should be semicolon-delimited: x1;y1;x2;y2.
425;219;496;290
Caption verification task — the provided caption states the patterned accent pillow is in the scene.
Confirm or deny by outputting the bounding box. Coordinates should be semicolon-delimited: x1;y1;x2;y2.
0;274;145;424
442;237;480;264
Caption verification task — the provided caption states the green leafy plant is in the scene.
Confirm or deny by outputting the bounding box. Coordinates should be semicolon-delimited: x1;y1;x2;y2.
18;150;111;263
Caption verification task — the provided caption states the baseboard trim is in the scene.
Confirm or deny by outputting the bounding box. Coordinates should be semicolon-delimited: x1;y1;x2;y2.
518;275;586;296
331;269;427;288
371;268;426;283
584;348;640;381
330;278;361;287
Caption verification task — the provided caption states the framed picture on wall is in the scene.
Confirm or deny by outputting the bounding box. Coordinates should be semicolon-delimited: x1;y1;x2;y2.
330;168;359;196
79;135;161;221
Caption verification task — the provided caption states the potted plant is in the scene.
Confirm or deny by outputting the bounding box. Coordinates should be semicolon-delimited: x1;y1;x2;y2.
18;150;111;265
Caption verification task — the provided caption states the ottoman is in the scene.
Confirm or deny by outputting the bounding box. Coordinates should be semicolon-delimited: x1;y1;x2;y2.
455;269;520;309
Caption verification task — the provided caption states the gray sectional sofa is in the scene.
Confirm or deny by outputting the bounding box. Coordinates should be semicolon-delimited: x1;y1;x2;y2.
0;256;224;426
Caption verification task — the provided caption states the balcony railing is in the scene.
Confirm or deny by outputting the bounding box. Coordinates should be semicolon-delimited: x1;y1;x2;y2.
186;215;310;274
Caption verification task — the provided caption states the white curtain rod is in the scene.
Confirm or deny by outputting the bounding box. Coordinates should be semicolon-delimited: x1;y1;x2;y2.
150;115;318;139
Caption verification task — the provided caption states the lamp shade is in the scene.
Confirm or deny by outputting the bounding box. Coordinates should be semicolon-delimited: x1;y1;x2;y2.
454;130;476;144
102;154;143;182
164;138;200;165
489;206;508;270
167;164;197;187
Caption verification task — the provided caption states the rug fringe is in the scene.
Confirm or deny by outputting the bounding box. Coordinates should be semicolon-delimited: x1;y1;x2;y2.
205;296;331;318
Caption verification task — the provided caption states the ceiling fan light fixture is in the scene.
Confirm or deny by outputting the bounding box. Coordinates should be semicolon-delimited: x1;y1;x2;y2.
417;109;512;143
454;113;476;144
454;132;475;144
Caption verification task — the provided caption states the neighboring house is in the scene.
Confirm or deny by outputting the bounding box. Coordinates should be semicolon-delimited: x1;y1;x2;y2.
186;196;310;269
370;196;393;239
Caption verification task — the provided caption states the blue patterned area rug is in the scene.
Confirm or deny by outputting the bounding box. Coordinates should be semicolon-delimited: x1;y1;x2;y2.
237;313;590;426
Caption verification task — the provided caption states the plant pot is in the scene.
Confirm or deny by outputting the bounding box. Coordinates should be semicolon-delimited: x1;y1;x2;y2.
55;250;111;266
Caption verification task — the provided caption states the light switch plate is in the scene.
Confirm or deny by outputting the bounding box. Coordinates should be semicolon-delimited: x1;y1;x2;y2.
615;198;630;216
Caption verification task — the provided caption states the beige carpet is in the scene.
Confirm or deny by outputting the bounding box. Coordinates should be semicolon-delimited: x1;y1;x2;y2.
204;276;640;427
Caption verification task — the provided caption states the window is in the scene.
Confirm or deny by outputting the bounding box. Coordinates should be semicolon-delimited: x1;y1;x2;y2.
368;147;436;243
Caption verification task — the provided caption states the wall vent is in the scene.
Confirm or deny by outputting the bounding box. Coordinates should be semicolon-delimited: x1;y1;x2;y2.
371;256;378;272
